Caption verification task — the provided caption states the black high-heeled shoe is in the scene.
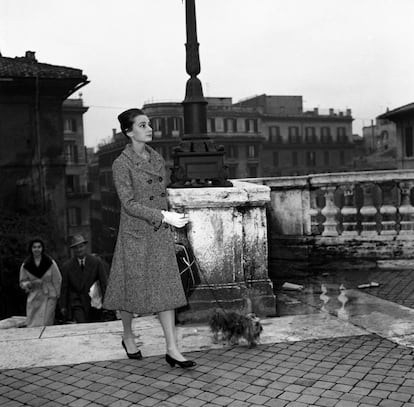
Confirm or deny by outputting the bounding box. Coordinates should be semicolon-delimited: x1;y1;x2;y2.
165;353;196;368
121;340;142;360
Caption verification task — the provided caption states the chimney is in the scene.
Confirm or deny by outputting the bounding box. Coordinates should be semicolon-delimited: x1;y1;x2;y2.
329;108;334;116
112;129;117;137
313;107;319;115
25;51;37;62
346;108;352;116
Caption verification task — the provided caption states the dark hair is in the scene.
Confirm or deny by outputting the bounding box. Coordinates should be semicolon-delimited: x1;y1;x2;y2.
28;238;45;255
118;108;145;138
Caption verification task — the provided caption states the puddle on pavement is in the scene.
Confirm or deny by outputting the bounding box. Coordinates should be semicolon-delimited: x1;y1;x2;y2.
272;265;381;318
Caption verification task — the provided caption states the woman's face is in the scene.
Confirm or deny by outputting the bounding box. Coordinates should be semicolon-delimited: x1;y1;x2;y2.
127;115;152;144
31;242;43;257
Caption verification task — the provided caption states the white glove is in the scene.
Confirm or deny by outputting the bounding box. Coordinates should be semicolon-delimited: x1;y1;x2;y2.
161;211;189;228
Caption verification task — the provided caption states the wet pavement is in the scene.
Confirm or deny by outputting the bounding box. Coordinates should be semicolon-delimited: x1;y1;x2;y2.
1;260;414;406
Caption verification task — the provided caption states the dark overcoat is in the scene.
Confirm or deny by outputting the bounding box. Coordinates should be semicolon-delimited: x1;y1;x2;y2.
60;254;108;321
103;143;187;314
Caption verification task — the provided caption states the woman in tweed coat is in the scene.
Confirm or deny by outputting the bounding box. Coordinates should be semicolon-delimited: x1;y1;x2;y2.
103;108;195;368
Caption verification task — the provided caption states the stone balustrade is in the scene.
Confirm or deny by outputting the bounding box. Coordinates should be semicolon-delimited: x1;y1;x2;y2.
243;169;414;259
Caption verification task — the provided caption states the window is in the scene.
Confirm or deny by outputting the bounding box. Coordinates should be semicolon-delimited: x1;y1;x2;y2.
337;127;347;142
171;117;180;131
321;127;331;143
324;151;330;166
273;152;279;167
269;126;281;142
226;119;237;132
245;119;257;133
68;207;81;226
247;145;258;158
64;118;77;132
66;175;80;193
227;145;238;158
404;127;413;157
64;141;78;163
170;117;181;137
215;118;224;132
292;151;298;166
152;118;164;138
152;118;162;131
340;150;345;165
306;151;316;167
247;164;258;177
288;127;300;143
305;127;316;143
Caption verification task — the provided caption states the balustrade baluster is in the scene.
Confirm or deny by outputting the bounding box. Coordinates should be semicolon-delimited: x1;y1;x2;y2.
398;181;414;234
321;186;339;236
379;182;397;235
360;183;378;235
340;184;358;236
309;189;322;235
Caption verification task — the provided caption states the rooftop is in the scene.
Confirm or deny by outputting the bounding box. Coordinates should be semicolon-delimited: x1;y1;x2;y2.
0;51;88;80
378;102;414;120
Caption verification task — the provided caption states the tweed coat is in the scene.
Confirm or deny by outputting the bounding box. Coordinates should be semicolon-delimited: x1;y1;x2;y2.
19;259;62;327
60;254;108;321
103;143;187;314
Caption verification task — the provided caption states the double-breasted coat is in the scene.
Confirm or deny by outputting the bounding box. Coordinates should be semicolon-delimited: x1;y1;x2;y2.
103;143;187;314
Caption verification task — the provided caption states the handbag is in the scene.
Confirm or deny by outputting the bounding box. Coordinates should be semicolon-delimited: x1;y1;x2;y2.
173;226;201;298
175;242;201;298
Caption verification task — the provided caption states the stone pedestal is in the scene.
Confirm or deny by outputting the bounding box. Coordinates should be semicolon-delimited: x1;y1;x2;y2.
167;180;276;323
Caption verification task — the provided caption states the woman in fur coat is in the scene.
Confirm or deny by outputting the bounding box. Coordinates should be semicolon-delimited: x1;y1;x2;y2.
20;238;62;327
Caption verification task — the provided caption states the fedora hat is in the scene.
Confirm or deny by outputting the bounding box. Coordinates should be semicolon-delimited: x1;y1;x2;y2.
70;234;88;248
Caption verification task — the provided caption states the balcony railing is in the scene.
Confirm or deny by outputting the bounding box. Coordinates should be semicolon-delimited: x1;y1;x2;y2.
246;169;414;238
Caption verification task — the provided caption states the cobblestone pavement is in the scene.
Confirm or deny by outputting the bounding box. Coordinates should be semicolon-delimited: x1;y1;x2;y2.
1;334;414;407
362;269;414;309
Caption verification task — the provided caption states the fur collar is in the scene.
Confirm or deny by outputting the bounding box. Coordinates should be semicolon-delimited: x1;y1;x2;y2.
23;254;53;279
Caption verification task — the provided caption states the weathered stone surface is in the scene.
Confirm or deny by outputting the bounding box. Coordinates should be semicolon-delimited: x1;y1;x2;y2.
167;181;276;322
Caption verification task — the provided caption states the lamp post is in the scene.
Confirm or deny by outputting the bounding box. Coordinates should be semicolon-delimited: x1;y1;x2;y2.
169;0;232;188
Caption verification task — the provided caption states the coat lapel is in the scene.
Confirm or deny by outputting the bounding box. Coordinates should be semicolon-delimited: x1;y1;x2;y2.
122;144;164;177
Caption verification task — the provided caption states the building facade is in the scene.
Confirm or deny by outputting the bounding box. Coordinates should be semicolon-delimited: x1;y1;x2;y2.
378;102;414;169
91;94;357;256
236;95;355;176
0;51;88;246
363;118;397;154
62;98;92;249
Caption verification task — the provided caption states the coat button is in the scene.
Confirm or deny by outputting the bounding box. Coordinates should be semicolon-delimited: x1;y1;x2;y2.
160;192;166;197
149;196;154;200
147;179;153;184
159;176;163;182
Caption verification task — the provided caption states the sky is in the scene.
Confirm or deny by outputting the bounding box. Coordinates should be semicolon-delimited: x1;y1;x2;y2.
1;0;414;148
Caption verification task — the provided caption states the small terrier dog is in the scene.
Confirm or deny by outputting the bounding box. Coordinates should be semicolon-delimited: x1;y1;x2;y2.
209;310;263;348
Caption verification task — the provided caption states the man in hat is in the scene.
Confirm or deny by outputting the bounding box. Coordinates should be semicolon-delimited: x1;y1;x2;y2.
60;235;108;323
